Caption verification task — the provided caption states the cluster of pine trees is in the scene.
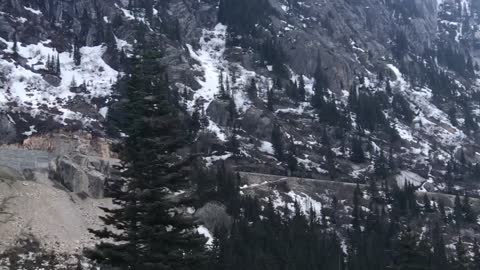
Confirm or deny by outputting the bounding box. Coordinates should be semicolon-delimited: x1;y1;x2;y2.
204;167;480;270
45;54;61;75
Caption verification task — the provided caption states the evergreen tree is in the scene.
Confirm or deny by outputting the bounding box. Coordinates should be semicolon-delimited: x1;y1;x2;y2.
105;23;117;54
350;137;365;163
247;78;258;100
352;183;363;231
144;0;154;21
432;223;448;270
267;87;275;111
225;78;231;98
374;150;389;179
56;53;61;75
463;105;478;132
438;200;447;223
12;32;18;56
73;39;82;66
454;194;463;225
388;146;397;173
386;80;392;95
228;125;240;157
472;239;480;270
286;79;299;102
218;73;228;99
448;107;458;127
453;237;471;270
87;45;208;269
422;194;432;212
462;193;476;223
298;75;306;102
271;123;284;161
394;228;430;270
70;76;77;89
80;9;91;45
286;139;298;175
190;108;201;136
227;98;237;128
326;147;337;179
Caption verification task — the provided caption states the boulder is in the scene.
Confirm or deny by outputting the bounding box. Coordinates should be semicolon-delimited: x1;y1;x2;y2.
206;99;231;127
241;107;273;140
43;74;61;87
0;165;25;181
0;115;17;145
49;155;115;199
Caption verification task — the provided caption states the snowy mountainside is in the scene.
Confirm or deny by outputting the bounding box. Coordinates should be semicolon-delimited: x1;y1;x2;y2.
172;0;480;197
0;0;137;140
0;39;118;125
3;0;480;262
2;0;480;202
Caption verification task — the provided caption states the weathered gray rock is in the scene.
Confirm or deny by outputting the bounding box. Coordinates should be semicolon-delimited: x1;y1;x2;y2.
0;115;17;145
241;107;273;140
49;155;115;199
43;74;61;87
0;165;25;181
206;99;231;127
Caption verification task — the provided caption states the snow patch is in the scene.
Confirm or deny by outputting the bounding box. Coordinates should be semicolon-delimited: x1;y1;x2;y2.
259;141;275;155
197;225;214;246
24;6;42;15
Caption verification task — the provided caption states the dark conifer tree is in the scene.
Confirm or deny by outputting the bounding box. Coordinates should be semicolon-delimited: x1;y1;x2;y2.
448;107;458;127
144;0;154;22
80;9;91;45
388;146;397;173
326;147;337;179
73;39;82;66
218;73;228;99
438;200;447;223
271;123;284;161
227;98;237;128
386;80;392;95
462;193;476;223
394;228;430;270
453;237;470;270
422;194;432;212
350;137;365;163
374;150;389;179
472;239;480;270
286;139;298;175
453;194;463;225
105;23;117;54
267;87;275;111
190;108;201;137
228;125;240;157
431;223;448;270
56;53;61;75
87;41;208;269
352;183;363;231
12;32;18;56
298;75;306;102
247;78;258;100
463;105;478;132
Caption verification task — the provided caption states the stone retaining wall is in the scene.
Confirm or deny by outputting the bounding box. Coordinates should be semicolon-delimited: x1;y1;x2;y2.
0;147;55;171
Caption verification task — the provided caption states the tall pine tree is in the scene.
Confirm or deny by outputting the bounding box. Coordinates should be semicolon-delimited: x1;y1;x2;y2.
87;41;208;269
